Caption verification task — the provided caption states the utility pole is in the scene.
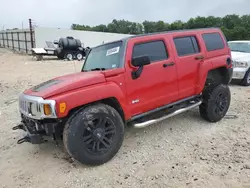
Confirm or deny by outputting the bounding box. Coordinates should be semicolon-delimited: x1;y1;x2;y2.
29;18;34;48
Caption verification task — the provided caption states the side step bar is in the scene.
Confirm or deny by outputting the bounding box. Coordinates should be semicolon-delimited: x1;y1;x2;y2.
133;101;202;128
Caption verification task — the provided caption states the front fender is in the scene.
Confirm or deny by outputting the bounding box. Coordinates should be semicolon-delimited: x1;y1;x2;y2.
49;82;130;119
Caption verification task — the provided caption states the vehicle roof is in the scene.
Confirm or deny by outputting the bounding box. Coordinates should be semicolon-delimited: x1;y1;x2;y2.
94;27;222;48
128;27;221;39
228;40;250;43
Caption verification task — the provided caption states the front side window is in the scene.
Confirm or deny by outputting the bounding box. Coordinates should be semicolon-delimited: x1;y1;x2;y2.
82;41;123;71
132;40;168;62
228;42;250;53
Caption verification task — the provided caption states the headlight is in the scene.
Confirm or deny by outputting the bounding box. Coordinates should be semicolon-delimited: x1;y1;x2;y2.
39;100;57;118
233;61;249;68
43;104;53;116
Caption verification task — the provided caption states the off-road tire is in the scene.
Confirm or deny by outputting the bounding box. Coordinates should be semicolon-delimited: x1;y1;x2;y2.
63;103;124;166
199;83;231;122
240;68;250;86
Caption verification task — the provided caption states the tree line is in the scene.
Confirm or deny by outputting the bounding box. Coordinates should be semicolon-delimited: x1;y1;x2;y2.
71;14;250;41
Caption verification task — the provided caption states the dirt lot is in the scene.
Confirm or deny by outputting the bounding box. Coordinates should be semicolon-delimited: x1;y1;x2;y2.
0;48;250;188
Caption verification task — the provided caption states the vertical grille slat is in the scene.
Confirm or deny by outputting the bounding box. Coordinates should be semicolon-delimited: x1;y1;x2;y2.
19;98;36;116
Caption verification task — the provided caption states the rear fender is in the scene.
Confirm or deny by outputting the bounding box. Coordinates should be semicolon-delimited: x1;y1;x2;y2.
196;55;231;93
49;82;130;119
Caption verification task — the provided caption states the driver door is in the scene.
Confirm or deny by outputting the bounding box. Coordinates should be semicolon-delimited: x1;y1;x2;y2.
124;36;179;116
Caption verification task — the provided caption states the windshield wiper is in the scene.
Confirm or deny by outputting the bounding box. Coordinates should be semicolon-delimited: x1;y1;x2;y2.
90;68;106;71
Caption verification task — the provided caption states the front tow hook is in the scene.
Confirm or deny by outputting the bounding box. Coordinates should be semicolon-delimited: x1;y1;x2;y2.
12;123;25;131
17;136;30;144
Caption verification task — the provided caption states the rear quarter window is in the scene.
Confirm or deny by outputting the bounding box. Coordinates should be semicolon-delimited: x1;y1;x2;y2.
202;33;225;52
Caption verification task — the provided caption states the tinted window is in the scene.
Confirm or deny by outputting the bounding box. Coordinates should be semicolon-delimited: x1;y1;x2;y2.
132;40;168;62
202;33;225;51
174;36;200;56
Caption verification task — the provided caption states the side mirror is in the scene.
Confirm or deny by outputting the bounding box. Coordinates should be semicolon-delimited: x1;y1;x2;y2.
131;55;150;80
132;55;150;67
53;40;59;45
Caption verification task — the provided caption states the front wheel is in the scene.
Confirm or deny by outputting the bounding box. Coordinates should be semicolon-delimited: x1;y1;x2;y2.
241;68;250;86
63;104;124;166
199;84;231;122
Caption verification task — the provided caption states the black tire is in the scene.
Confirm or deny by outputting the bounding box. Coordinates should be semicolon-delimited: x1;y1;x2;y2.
199;83;231;122
75;51;83;61
65;52;73;60
36;55;42;61
240;68;250;86
63;103;124;166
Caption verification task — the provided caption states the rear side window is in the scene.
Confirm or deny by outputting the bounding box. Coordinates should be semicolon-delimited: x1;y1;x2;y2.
132;40;168;62
174;36;200;56
202;33;225;51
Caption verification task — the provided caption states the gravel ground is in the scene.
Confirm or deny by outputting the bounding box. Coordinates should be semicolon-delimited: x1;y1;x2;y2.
0;48;250;188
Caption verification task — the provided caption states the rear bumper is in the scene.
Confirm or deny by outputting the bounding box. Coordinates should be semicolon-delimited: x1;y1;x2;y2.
228;67;233;83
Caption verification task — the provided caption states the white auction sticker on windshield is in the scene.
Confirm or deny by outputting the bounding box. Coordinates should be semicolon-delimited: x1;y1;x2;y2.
106;46;120;56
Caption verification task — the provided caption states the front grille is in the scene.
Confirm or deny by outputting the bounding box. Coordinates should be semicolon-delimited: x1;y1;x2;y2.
18;93;57;120
19;94;43;119
19;99;40;116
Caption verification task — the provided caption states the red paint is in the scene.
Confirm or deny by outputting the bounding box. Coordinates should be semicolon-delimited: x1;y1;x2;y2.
24;28;231;120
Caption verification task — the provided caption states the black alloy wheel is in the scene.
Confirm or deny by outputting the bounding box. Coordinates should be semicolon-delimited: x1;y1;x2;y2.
63;103;124;166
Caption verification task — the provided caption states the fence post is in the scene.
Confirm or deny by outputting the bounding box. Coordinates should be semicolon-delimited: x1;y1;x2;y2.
6;32;9;48
11;32;14;50
24;31;28;53
17;32;20;51
2;33;5;47
29;18;34;48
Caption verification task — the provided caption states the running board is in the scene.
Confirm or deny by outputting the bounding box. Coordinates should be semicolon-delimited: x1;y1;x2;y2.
133;101;202;128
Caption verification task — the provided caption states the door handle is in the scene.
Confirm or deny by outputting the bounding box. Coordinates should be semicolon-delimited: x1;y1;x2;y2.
195;55;204;60
163;62;175;68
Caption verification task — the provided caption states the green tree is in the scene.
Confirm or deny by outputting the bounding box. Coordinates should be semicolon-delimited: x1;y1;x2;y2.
71;14;250;40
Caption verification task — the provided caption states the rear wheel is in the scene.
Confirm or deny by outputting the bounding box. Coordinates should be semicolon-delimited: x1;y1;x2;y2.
65;52;73;60
63;104;124;166
199;83;231;122
241;68;250;86
75;52;83;61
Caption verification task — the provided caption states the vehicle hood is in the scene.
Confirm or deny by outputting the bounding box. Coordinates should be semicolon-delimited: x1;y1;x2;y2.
231;51;250;62
24;71;106;98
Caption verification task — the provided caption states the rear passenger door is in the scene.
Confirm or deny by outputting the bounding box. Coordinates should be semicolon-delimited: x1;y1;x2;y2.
125;37;179;116
172;35;204;99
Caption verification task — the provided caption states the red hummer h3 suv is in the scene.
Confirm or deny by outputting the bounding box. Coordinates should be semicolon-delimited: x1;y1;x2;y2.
13;28;233;166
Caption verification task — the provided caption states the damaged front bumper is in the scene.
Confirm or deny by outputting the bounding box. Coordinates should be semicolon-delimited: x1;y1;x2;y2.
13;122;46;144
13;114;64;144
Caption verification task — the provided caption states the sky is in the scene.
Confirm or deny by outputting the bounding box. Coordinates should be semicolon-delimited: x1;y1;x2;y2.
0;0;249;29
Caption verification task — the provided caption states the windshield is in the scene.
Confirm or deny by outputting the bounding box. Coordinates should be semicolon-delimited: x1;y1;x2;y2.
82;41;124;71
228;42;250;53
